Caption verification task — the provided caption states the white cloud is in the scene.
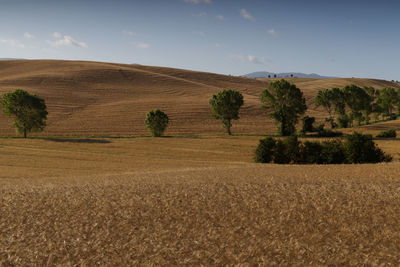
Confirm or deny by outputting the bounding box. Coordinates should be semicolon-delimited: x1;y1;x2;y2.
0;39;24;48
240;9;255;21
49;33;88;48
268;29;277;36
230;54;270;64
24;32;34;39
215;15;225;20
194;12;207;17
215;43;226;48
53;32;62;38
184;0;211;3
56;36;87;48
136;42;149;49
247;55;263;64
123;30;136;36
193;31;205;37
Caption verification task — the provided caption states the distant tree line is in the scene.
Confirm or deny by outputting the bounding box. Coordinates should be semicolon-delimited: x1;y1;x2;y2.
315;85;400;128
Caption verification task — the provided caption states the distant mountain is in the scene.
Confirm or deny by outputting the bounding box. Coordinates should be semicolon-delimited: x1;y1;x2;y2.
243;71;337;79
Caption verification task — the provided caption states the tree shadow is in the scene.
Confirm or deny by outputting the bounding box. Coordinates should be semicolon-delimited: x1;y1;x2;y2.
45;138;111;144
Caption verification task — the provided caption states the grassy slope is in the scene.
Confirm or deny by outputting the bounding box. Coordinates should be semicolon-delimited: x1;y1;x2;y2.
0;60;398;136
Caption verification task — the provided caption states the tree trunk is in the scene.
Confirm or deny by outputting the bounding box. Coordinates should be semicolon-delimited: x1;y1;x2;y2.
227;119;232;135
24;128;27;138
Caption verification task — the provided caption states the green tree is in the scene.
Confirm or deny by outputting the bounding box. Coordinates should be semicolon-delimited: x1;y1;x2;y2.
377;87;398;119
315;89;335;128
260;79;307;136
209;89;244;135
343;85;371;126
144;109;169;137
330;87;346;123
1;89;48;138
362;86;379;124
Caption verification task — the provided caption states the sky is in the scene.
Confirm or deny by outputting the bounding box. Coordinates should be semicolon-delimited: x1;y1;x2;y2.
0;0;399;80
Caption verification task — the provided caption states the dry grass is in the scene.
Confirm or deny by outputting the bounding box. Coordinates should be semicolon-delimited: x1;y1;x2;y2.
2;136;400;265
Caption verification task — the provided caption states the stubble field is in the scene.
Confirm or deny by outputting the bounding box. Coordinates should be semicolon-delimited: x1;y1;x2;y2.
2;136;400;265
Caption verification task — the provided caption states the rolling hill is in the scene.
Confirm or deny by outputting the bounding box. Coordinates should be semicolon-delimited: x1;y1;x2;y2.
0;60;398;136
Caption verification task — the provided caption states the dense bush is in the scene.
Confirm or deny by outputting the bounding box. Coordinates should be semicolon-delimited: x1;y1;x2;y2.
376;129;397;138
320;140;347;164
283;135;302;163
254;137;276;163
274;140;290;164
344;132;392;163
316;127;343;137
255;132;391;164
301;141;323;164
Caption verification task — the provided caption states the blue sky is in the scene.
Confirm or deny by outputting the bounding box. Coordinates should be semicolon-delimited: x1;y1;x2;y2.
0;0;399;80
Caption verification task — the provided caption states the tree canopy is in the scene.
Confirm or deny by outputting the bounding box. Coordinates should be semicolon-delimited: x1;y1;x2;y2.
144;109;169;137
261;79;307;136
315;89;335;128
209;89;244;135
1;89;48;138
377;87;398;118
342;85;372;126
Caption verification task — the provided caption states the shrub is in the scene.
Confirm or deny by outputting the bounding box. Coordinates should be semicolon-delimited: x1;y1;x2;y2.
301;116;315;133
273;140;290;164
301;141;324;164
376;129;397;138
144;109;169;137
254;132;391;164
300;140;346;164
344;132;392;163
254;137;276;163
320;140;346;164
283;135;302;163
313;124;343;137
317;128;343;138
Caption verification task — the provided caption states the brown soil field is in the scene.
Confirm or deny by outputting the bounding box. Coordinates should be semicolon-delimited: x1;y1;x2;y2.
2;60;400;265
2;136;400;265
0;60;399;136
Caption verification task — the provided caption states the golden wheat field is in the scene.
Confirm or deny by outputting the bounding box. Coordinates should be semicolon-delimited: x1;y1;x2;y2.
2;60;400;265
2;136;400;265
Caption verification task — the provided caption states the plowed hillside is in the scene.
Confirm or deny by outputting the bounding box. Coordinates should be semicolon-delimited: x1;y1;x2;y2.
0;60;398;136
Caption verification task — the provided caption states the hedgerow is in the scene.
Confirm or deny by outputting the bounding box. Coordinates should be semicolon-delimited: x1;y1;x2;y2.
255;132;391;164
